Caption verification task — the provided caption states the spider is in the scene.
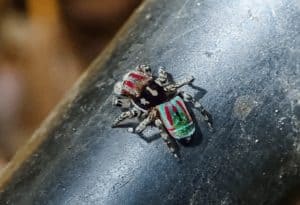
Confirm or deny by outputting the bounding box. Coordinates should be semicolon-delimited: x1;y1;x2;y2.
111;65;213;158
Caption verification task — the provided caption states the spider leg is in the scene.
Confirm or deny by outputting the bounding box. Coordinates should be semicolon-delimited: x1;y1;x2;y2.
180;92;213;130
155;119;180;158
163;76;194;93
135;114;152;133
112;107;139;128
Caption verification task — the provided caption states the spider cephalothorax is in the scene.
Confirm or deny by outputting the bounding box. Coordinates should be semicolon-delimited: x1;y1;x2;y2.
112;65;212;158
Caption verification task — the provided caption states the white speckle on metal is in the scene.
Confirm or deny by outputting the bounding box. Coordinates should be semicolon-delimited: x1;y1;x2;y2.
145;14;152;20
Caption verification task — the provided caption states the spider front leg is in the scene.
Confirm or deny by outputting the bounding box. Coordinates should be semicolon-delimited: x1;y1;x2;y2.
180;92;213;130
135;115;152;133
112;107;139;128
155;119;179;158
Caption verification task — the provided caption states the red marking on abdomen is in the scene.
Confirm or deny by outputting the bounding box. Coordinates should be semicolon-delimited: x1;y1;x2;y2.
124;80;136;89
172;105;178;114
165;106;173;126
176;100;191;120
129;72;146;81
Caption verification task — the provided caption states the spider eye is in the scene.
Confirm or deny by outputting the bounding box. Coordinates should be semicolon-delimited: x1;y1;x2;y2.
137;64;151;74
144;65;151;72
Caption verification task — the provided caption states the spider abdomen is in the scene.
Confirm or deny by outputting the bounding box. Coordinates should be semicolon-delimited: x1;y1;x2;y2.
157;96;195;140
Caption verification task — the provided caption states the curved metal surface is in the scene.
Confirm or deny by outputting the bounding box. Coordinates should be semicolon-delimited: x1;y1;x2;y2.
0;0;300;204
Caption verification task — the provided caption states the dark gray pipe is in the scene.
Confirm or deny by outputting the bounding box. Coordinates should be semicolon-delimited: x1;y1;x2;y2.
0;0;299;204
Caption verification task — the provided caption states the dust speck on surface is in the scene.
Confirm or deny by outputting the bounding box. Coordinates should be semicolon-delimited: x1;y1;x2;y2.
145;13;152;20
247;9;259;21
233;95;259;120
277;117;287;131
204;51;213;58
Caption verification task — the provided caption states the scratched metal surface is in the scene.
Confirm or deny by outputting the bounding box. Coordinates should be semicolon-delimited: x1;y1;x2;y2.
1;0;300;204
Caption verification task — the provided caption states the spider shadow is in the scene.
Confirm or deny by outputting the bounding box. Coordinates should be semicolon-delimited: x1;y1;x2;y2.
116;122;182;157
137;131;161;143
189;83;207;101
113;117;207;159
138;131;182;159
114;122;161;143
113;122;137;129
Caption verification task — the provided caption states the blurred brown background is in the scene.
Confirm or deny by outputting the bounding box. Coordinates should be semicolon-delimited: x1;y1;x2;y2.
0;0;141;170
